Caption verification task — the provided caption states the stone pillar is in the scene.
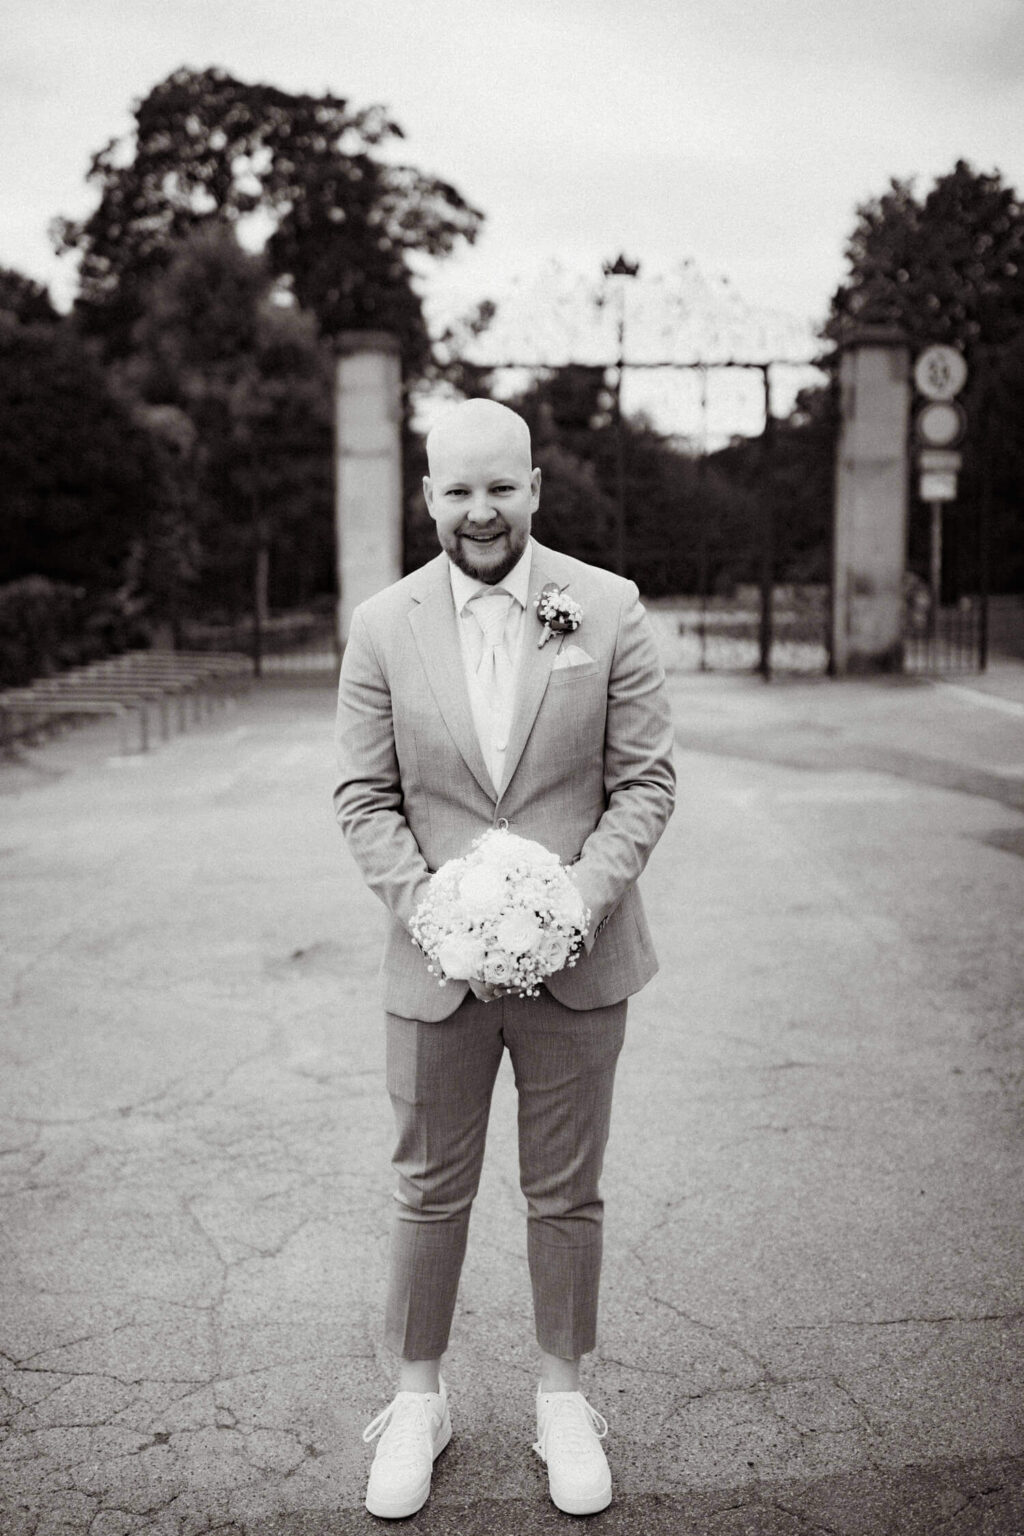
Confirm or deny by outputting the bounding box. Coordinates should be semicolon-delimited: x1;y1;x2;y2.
334;331;403;645
831;325;912;673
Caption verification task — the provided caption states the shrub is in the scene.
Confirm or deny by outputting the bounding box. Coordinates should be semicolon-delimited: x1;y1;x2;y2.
0;576;146;687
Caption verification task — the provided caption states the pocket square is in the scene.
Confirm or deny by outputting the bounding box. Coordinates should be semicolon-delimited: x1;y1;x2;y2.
553;644;595;670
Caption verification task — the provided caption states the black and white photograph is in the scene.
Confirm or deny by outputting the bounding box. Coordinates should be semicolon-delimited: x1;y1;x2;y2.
1;2;1023;1531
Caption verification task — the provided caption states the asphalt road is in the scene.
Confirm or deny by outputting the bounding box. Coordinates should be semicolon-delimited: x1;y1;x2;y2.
1;666;1022;1535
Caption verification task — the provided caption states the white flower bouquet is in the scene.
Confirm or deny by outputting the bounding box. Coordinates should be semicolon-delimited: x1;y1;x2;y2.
410;828;590;997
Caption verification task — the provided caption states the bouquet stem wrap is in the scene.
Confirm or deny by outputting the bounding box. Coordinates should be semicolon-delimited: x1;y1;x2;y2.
410;829;590;997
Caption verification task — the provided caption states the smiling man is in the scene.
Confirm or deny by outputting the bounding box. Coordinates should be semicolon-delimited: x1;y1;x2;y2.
334;397;675;1518
423;400;539;585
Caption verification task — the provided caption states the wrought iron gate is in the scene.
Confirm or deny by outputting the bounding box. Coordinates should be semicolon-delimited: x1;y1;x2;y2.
473;355;832;678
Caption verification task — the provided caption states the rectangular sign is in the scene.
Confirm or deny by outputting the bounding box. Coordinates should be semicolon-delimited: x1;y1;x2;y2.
918;449;963;473
920;471;958;502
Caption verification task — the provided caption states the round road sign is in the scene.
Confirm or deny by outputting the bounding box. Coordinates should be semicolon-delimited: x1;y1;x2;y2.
914;344;968;401
915;400;966;447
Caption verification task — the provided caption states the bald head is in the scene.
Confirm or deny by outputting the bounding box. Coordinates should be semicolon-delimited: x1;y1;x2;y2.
423;398;540;584
425;399;533;479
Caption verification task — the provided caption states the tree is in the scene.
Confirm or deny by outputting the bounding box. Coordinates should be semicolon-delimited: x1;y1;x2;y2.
707;384;837;589
124;225;336;639
53;65;483;369
499;368;711;595
959;329;1024;593
0;267;60;326
0;313;165;595
826;159;1024;349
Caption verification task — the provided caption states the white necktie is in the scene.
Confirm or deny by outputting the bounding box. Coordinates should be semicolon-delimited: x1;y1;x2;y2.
472;589;514;694
470;589;515;787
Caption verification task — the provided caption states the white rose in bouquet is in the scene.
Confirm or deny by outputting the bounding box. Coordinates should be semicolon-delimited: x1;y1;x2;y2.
436;931;487;982
458;863;509;912
482;952;514;987
535;930;571;975
545;878;587;932
495;910;543;956
410;829;591;997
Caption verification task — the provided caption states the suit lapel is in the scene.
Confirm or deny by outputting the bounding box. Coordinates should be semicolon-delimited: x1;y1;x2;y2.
408;555;495;802
498;544;563;799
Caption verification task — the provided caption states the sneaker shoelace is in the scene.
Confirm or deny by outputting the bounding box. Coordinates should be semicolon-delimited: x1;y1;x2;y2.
363;1393;439;1475
533;1393;609;1461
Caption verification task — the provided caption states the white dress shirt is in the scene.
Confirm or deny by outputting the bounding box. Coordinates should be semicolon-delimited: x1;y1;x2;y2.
449;542;534;791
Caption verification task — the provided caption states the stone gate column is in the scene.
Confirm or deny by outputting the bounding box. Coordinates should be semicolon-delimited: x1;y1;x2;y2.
335;331;403;645
831;325;912;672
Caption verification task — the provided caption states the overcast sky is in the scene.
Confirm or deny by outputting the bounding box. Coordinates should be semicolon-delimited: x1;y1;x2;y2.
3;0;1023;342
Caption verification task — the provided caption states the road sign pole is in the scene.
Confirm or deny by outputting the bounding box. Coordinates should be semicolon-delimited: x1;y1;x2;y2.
915;346;968;663
929;500;943;637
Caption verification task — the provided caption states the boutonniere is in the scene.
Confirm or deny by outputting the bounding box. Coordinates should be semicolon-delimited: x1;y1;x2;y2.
534;582;583;648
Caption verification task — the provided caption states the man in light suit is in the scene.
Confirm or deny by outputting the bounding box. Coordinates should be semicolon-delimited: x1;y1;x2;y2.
334;398;674;1518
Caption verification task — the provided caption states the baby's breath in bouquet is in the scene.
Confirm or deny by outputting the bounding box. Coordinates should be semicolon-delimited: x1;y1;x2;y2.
410;829;590;997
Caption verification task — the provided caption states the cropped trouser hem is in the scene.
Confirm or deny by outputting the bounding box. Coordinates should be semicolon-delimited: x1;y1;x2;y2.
382;990;626;1361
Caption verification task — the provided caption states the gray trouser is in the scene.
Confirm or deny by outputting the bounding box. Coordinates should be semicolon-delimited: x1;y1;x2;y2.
383;988;627;1361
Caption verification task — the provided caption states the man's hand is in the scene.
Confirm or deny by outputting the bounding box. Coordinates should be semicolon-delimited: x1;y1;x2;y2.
469;978;504;1004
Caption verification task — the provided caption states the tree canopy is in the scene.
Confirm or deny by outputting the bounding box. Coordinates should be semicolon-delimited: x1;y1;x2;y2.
0;314;165;594
54;65;484;369
826;159;1024;351
124;225;336;624
0;267;60;326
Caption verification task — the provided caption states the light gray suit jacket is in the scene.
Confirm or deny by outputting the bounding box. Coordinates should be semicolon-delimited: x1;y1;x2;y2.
333;539;675;1021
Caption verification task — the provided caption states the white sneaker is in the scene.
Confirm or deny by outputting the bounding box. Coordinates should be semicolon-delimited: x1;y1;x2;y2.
533;1387;612;1515
362;1377;452;1519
